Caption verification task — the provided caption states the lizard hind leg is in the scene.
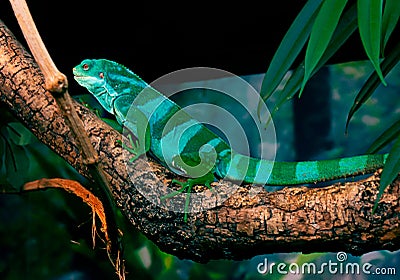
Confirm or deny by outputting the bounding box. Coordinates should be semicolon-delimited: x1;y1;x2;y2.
161;172;216;222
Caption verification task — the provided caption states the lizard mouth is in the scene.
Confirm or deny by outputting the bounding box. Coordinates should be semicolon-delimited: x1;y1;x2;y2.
73;74;90;79
73;75;97;84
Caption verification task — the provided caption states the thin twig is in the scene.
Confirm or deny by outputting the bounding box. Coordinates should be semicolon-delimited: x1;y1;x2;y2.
9;0;97;163
9;0;66;93
9;0;124;275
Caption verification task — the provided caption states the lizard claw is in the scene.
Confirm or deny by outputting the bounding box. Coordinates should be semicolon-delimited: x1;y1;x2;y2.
121;134;145;162
161;173;216;222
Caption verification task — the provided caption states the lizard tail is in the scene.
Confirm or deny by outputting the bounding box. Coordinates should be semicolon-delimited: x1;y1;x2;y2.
216;152;388;186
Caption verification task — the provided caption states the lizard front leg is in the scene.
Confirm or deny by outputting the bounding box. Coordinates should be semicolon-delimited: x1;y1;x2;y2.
161;147;218;222
118;107;151;162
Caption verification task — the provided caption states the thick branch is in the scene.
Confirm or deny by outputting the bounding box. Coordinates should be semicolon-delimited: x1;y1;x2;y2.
0;20;399;263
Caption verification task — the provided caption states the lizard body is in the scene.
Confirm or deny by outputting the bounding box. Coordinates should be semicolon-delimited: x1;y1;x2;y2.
73;59;387;219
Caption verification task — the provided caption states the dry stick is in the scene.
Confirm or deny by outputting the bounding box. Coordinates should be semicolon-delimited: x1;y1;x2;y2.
24;178;110;249
24;178;125;280
9;0;124;274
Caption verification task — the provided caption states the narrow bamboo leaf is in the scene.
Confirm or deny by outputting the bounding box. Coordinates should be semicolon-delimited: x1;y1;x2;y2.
373;135;400;212
357;0;387;86
316;3;357;69
260;66;305;129
267;4;357;116
278;64;305;102
381;0;400;52
300;0;348;97
260;0;323;101
5;142;29;188
7;122;32;146
368;119;400;153
0;135;6;175
346;41;400;132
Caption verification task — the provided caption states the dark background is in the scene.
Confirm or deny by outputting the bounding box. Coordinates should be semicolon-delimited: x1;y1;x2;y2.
0;1;377;92
1;2;400;279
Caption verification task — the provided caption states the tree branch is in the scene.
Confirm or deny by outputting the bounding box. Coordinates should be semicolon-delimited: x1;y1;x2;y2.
0;20;399;263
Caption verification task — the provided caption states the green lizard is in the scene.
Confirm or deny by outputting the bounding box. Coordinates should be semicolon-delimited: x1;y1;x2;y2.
73;58;388;221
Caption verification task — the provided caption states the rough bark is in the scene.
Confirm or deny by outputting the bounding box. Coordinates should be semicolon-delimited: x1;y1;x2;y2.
0;20;399;263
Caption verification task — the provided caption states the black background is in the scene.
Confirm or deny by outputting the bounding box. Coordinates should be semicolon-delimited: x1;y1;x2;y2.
0;0;383;94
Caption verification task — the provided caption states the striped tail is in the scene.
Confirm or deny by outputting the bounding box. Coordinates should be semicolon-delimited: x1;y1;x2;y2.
216;152;388;186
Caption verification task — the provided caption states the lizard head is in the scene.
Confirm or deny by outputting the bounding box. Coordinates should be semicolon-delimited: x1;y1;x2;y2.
73;58;148;101
73;58;118;113
73;59;148;114
73;59;107;91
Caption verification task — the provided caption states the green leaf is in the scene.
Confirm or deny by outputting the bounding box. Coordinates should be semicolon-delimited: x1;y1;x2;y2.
381;0;400;52
7;122;32;146
373;135;400;212
314;3;358;70
5;141;29;188
368;119;400;153
276;63;306;104
357;0;387;86
0;134;6;181
266;4;358;117
260;0;323;101
300;0;348;97
345;40;400;132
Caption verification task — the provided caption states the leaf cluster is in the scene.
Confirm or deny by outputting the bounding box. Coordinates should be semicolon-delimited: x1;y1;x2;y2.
261;0;400;208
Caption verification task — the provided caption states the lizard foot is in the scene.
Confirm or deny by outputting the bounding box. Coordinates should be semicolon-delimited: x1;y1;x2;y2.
118;134;146;162
161;173;215;222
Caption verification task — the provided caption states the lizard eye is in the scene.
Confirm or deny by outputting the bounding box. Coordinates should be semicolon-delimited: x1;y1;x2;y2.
82;63;89;70
99;72;104;79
